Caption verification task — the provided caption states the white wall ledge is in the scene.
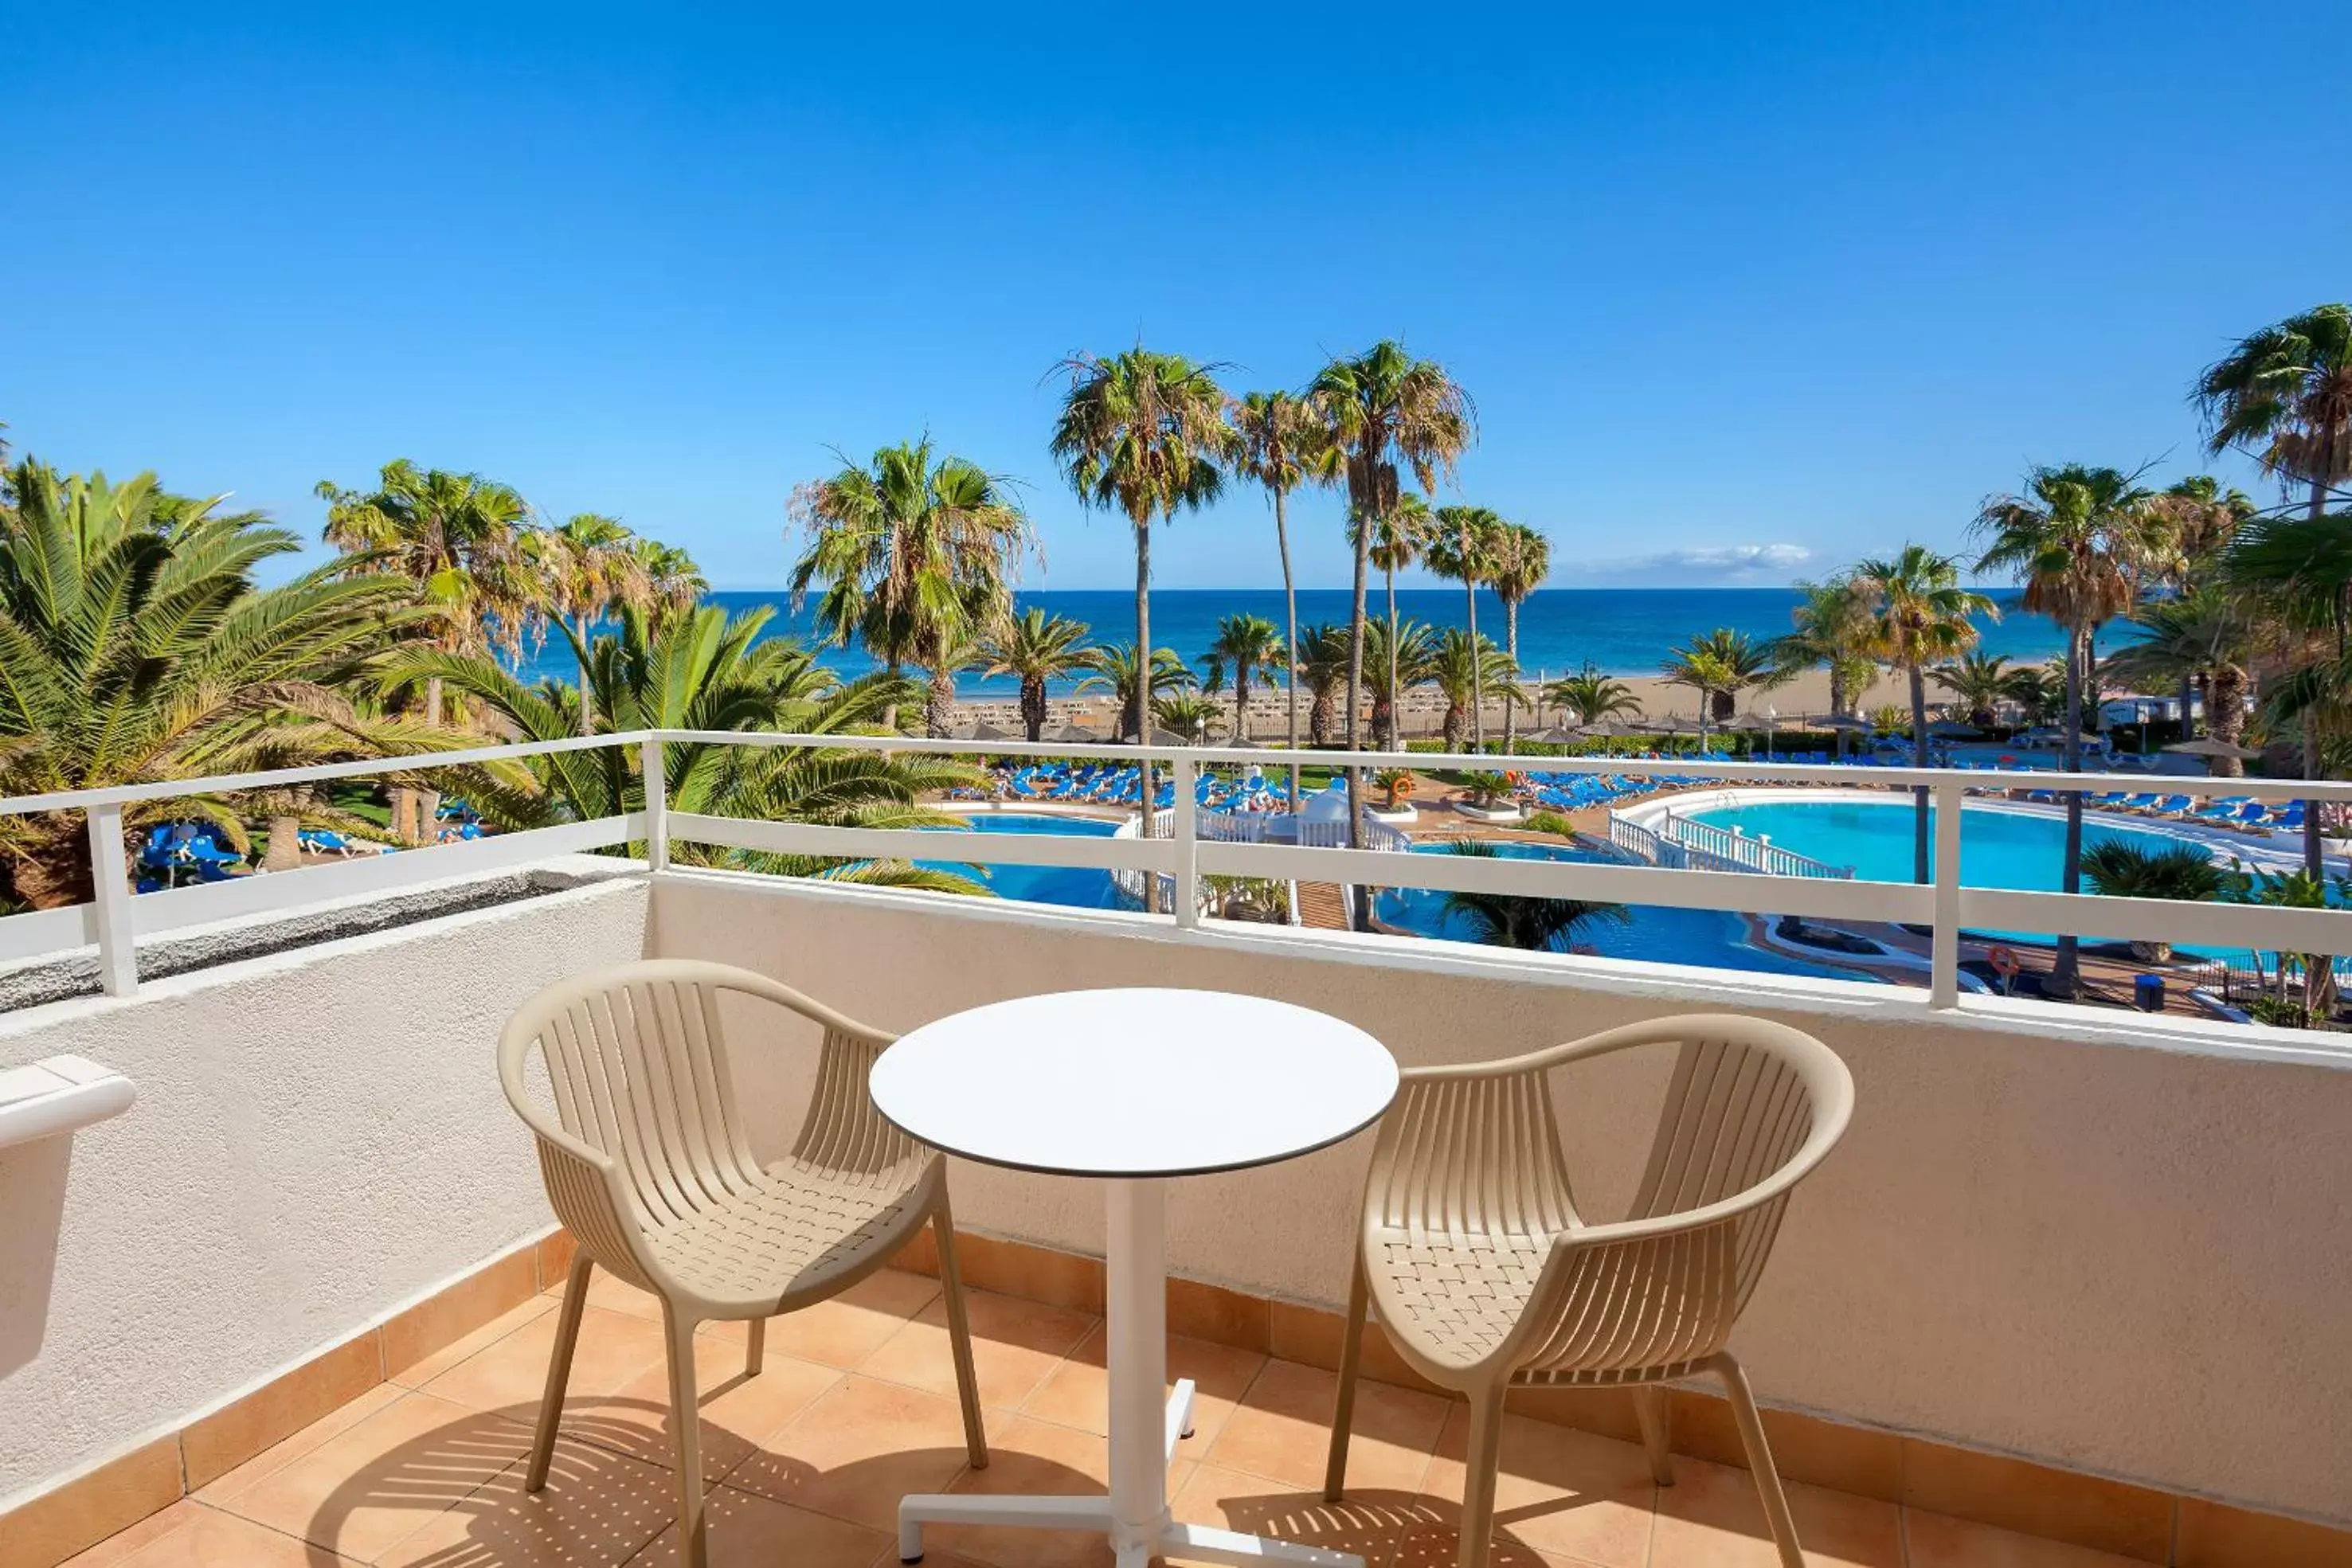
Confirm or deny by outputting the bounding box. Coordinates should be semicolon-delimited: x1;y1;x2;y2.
0;1054;134;1149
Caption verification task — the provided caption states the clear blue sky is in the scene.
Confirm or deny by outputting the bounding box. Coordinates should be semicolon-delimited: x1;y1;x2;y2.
5;2;2342;591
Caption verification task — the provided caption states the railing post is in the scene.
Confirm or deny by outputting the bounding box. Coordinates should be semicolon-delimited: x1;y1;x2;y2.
1171;755;1199;929
87;804;136;996
1929;780;1964;1008
641;736;670;874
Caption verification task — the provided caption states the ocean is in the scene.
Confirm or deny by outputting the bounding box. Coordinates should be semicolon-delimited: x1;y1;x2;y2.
519;586;2093;698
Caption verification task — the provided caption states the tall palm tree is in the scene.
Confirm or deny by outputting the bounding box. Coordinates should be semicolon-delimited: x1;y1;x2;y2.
315;459;533;729
789;438;1035;739
1206;612;1283;742
1151;690;1223;744
1771;576;1878;727
1231;390;1336;800
1485;522;1551;752
2143;476;2256;737
1544;663;1642;728
1353;493;1434;749
1974;466;2167;992
2197;304;2352;526
1309;342;1474;842
2106;588;2257;776
1362;617;1442;745
1075;642;1190;738
631;538;707;632
1426;506;1504;751
1659;629;1779;749
403;603;987;892
2223;514;2352;870
1853;547;1995;889
1430;629;1522;753
1439;840;1630;952
1051;348;1231;894
2;462;431;905
1293;624;1352;748
530;512;650;732
976;608;1093;742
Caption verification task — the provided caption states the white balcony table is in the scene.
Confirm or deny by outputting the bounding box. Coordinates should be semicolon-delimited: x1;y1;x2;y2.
871;987;1399;1568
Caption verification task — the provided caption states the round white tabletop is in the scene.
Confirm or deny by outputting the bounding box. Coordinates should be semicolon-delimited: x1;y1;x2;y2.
871;987;1398;1179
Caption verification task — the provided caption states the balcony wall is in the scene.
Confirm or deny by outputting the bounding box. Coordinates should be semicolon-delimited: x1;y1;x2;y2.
5;862;2349;1532
0;877;650;1508
654;870;2352;1528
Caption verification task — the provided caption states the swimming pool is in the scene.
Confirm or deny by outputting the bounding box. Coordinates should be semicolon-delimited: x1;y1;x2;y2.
918;811;1128;909
1683;796;2206;891
1370;841;1878;983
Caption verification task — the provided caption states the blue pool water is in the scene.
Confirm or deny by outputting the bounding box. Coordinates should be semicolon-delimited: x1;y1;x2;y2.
918;812;1128;909
1684;797;2201;891
1371;842;1877;983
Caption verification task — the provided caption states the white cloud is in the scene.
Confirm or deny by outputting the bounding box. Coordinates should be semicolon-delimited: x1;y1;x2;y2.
1568;543;1813;581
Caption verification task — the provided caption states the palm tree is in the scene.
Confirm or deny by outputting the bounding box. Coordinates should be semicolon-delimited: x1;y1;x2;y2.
1;462;432;906
1426;506;1505;752
1430;629;1522;753
1930;651;2017;729
1362;617;1442;745
2197;304;2352;526
2105;589;2257;776
1852;547;1996;889
631;538;707;632
1309;342;1475;840
789;439;1035;739
1075;642;1190;738
1293;624;1352;748
1231;390;1336;800
402;603;988;892
2005;660;2064;727
1659;629;1779;749
2224;514;2352;870
1051;349;1232;893
1151;690;1223;744
1544;663;1643;728
1974;467;2167;991
315;459;533;729
1485;522;1551;752
976;608;1093;742
1353;493;1434;749
1438;840;1630;952
2142;476;2256;738
1203;612;1283;743
529;513;650;732
2080;840;2229;961
1772;576;1879;727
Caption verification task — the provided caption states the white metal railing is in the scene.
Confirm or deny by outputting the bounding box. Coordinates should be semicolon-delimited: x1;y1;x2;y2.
1647;810;1856;879
3;728;2350;1015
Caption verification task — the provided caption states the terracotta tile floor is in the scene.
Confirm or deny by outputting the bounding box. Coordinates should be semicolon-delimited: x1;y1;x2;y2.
65;1269;2148;1568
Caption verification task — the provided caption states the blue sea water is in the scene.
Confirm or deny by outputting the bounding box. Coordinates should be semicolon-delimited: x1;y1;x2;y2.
519;585;2087;698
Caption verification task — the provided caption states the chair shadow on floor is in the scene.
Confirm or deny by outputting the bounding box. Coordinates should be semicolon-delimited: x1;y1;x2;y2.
1181;1487;1559;1568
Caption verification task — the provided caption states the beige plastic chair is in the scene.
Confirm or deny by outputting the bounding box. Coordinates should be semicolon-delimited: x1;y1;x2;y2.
497;959;988;1567
1322;1014;1853;1568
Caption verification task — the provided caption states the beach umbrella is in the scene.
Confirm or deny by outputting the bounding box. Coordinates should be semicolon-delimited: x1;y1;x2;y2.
1143;726;1193;748
1532;724;1585;745
1719;713;1775;732
1583;718;1653;737
959;721;1015;742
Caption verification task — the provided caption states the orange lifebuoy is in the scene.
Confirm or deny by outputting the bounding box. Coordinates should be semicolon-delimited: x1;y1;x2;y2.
1394;775;1417;797
1988;945;2021;978
1505;771;1527;786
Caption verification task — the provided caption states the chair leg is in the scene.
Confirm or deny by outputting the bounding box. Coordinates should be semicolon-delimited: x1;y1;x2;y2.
932;1199;989;1469
746;1317;765;1378
1456;1387;1505;1568
663;1301;709;1568
1634;1386;1675;1485
1710;1352;1802;1568
1322;1254;1369;1502
526;1251;593;1493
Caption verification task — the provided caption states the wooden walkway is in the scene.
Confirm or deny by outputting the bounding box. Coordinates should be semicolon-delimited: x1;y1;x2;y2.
1297;882;1352;930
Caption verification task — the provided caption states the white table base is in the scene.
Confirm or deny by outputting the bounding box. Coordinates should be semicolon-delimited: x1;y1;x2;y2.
898;1179;1361;1568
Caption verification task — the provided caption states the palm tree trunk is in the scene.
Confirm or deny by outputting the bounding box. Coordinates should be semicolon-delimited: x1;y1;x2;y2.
265;815;303;872
1233;657;1250;744
1502;599;1520;753
1909;666;1931;885
416;674;446;844
1383;563;1400;749
926;665;955;741
2208;667;2244;779
1345;506;1372;861
1023;675;1045;743
1134;521;1159;913
1276;488;1299;807
1464;559;1485;754
2303;725;2325;879
2179;670;2197;744
1829;663;1849;723
2051;628;2086;997
572;616;595;734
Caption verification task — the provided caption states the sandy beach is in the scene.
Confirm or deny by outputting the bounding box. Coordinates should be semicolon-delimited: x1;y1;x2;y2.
944;666;1982;741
